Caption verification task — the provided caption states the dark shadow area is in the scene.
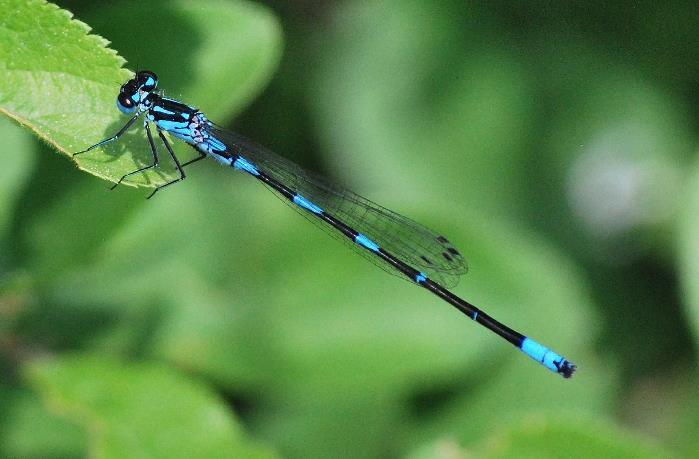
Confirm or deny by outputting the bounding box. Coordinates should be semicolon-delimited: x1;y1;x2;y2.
57;0;202;91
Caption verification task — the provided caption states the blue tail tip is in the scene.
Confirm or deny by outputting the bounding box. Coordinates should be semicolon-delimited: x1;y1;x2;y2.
520;337;577;379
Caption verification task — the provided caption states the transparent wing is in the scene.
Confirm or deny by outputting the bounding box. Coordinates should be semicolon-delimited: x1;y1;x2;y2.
211;125;468;288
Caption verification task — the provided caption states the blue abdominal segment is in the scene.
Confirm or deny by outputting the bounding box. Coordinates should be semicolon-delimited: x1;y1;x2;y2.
355;233;380;252
293;194;324;214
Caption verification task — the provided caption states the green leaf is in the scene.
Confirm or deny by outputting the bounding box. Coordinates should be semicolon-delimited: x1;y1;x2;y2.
0;117;35;252
0;0;281;188
25;354;276;459
0;388;86;458
409;416;670;459
404;351;614;451
35;172;291;387
0;0;131;179
678;158;699;347
669;378;699;457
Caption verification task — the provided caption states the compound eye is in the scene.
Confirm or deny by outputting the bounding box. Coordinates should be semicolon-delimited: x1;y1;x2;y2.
117;93;136;113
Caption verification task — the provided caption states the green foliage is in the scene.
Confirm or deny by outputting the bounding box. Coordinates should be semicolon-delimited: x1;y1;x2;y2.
1;0;698;458
410;416;667;459
25;355;275;458
0;118;35;247
679;162;699;340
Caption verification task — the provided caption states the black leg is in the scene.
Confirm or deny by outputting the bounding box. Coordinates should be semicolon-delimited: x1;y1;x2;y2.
181;151;207;168
110;120;161;190
146;129;187;199
73;113;141;156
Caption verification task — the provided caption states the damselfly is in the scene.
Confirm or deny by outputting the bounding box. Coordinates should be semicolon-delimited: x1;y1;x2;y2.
74;71;576;378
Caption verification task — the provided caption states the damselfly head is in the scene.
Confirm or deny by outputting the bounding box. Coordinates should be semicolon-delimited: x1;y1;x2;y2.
116;70;159;114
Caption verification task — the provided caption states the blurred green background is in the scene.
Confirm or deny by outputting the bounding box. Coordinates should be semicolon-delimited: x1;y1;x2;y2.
1;0;699;457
